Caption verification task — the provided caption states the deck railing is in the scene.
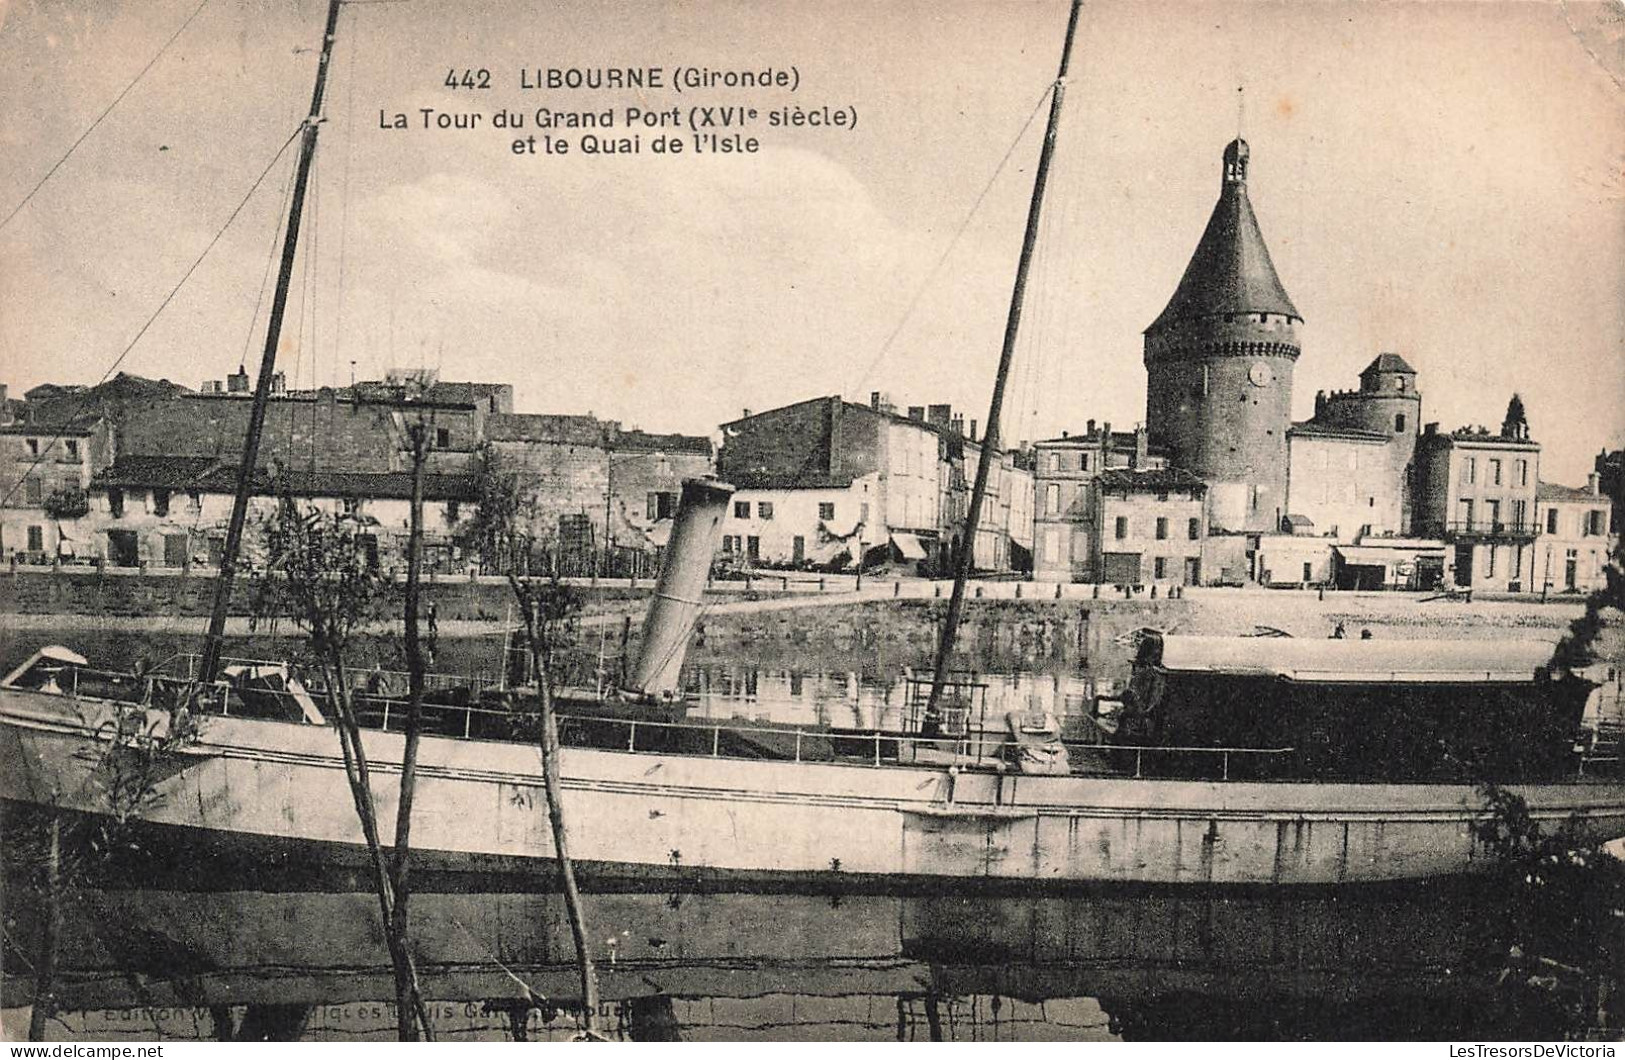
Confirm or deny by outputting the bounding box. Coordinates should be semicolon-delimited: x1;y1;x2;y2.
23;660;1623;785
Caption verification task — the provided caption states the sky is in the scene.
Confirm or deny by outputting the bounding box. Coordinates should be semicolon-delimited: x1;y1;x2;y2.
1;0;1621;484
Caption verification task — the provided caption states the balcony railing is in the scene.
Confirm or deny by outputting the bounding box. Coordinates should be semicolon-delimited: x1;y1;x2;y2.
1443;520;1541;540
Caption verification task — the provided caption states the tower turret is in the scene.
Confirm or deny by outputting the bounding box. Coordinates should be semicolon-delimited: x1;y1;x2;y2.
1144;138;1301;532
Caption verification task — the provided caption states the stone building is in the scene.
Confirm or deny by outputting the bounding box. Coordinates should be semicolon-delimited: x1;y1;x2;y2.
1030;423;1165;582
1533;477;1613;594
1596;448;1624;541
716;395;1029;573
1286;354;1421;541
1;416;113;563
1092;467;1207;586
7;370;707;572
115;376;495;480
1414;399;1542;591
85;456;477;570
483;413;711;571
1284;425;1402;542
1143;138;1302;533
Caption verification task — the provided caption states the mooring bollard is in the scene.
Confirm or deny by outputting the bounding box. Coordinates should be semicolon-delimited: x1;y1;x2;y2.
1092;583;1100;598
819;577;826;592
782;576;789;590
894;581;900;597
974;585;983;598
1015;583;1023;599
935;584;942;598
1055;582;1063;600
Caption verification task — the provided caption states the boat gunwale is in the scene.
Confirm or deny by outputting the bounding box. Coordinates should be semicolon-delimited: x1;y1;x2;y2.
5;685;1623;804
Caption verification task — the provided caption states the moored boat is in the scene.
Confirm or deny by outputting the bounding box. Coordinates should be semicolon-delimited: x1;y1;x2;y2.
4;597;1622;888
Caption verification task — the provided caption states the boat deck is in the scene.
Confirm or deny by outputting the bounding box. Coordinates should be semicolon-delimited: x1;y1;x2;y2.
11;653;1622;786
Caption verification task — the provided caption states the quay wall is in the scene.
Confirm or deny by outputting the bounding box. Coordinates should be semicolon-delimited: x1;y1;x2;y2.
3;568;1613;687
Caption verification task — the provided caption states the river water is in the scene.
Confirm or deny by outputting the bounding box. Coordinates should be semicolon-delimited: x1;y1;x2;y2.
2;876;1611;1041
1;628;1620;1040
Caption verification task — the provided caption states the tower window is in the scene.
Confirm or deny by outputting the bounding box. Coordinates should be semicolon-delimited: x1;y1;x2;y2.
1394;413;1406;433
1396;377;1407;392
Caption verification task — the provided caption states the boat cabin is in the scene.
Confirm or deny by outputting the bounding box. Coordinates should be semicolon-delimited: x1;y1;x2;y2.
1123;634;1594;782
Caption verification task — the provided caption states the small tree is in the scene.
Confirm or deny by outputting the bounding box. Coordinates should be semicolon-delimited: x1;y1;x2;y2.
22;674;202;1040
508;570;604;1039
457;443;529;574
1477;785;1624;1034
251;497;433;1039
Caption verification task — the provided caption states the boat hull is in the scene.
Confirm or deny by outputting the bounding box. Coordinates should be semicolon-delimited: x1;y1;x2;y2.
4;687;1624;888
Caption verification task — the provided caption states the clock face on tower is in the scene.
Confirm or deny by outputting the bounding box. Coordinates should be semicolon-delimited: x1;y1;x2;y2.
1248;361;1273;387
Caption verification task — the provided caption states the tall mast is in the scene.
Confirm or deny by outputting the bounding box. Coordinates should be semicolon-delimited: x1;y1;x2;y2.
198;0;346;686
925;0;1082;723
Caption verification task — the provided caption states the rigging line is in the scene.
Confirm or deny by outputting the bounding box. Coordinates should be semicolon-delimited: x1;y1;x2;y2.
1040;43;1091;436
0;124;303;510
282;150;315;478
307;148;323;475
847;81;1054;394
0;0;214;233
242;146;300;377
332;3;360;378
1020;129;1074;441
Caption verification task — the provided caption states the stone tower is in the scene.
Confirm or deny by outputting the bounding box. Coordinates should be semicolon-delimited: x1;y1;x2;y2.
1144;138;1301;532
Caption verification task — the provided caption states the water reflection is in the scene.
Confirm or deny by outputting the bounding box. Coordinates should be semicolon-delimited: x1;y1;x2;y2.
0;631;1103;732
1;879;1578;1041
682;663;1100;732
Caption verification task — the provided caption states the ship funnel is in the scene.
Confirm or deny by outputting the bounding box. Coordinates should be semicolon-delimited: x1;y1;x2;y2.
625;477;735;698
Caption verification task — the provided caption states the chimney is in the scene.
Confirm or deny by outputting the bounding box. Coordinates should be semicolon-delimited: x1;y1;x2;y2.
870;391;882;411
625;478;737;698
742;408;752;419
1086;418;1095;436
927;404;952;429
907;406;925;422
270;371;286;396
1588;472;1602;495
1315;390;1327;418
969;419;978;442
1133;425;1150;470
1061;430;1069;439
951;413;964;436
227;365;250;394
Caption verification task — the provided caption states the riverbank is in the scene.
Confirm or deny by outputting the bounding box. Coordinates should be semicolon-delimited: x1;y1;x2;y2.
7;576;1615;688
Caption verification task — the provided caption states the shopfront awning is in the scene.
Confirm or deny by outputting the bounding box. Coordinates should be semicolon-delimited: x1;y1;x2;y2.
1336;545;1446;567
890;532;928;560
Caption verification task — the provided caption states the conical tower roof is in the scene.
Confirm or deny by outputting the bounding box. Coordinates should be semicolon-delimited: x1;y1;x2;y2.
1147;139;1299;333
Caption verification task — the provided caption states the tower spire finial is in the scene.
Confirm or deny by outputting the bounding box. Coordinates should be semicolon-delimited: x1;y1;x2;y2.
1223;86;1250;185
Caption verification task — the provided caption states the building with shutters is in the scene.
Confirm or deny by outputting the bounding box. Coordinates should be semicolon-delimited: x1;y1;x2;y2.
1533;476;1613;595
